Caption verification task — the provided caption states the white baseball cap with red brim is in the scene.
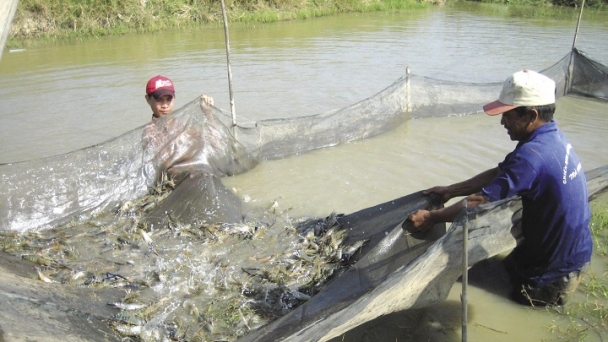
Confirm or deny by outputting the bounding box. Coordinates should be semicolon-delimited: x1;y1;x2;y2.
483;69;556;116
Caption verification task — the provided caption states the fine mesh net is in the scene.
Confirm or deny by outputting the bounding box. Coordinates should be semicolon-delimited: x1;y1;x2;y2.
3;49;606;232
0;98;259;231
1;48;607;341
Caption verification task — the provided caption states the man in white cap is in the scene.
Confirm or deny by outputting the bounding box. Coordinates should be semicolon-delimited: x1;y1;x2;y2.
407;69;592;306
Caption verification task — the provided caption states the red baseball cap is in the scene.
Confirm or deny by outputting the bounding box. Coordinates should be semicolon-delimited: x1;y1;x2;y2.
146;75;175;98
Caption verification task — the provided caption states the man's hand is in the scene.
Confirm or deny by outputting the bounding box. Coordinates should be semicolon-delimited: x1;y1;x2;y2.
200;94;214;107
407;209;435;232
423;186;452;204
200;94;215;117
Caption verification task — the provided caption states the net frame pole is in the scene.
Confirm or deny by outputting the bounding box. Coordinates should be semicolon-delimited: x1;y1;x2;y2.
406;66;411;114
461;199;468;342
565;0;585;96
571;0;586;50
0;0;20;62
220;0;237;128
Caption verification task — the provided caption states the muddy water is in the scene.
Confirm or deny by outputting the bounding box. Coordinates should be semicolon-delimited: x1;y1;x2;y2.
225;95;608;341
1;3;607;164
1;2;608;341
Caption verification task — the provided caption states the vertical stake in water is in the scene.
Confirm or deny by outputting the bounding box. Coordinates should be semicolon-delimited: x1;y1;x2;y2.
461;198;468;342
405;66;411;114
0;0;20;62
220;0;237;129
571;0;586;50
565;0;585;96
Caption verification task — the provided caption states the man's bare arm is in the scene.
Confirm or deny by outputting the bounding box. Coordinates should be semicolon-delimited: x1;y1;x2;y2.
426;167;500;203
408;193;490;231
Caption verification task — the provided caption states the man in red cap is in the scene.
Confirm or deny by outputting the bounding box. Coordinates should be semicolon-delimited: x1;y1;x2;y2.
141;75;215;184
407;69;592;307
145;75;176;120
144;75;215;120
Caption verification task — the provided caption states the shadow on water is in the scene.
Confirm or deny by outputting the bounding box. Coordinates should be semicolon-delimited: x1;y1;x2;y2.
328;300;466;342
466;255;513;300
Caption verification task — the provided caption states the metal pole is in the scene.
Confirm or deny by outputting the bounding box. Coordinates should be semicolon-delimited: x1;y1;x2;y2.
220;0;237;128
461;198;468;342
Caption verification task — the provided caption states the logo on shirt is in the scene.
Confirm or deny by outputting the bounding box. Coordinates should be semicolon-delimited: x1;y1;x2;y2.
562;144;581;184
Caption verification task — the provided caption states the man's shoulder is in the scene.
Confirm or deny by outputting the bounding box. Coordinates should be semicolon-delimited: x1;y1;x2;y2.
519;127;567;153
505;138;559;176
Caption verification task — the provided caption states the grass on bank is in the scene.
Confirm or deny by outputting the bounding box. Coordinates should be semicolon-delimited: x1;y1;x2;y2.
8;0;432;46
477;0;607;9
8;0;608;48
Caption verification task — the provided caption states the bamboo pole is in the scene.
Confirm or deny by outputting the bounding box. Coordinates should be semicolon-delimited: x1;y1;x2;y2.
461;198;468;342
220;0;237;129
405;66;411;114
564;0;586;96
572;0;586;50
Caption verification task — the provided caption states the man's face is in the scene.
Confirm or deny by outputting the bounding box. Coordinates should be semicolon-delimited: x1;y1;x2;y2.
147;94;175;119
500;109;533;141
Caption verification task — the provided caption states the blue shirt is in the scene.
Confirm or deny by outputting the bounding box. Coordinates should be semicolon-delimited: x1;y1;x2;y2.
481;121;592;287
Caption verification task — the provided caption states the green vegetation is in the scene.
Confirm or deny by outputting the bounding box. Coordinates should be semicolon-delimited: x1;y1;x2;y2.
548;191;608;341
9;0;607;47
476;0;606;9
590;194;608;257
9;0;432;45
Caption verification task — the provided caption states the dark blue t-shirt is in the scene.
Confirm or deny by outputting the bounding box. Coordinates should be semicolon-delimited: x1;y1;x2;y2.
481;121;592;287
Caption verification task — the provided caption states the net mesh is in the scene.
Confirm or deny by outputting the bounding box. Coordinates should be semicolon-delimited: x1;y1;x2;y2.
4;49;606;232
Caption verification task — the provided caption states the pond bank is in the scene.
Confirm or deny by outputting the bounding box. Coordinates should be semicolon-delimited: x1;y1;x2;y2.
8;0;606;48
8;0;432;46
